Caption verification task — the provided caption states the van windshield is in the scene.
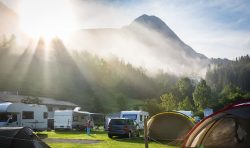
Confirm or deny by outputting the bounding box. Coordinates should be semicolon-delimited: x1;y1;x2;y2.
122;114;137;120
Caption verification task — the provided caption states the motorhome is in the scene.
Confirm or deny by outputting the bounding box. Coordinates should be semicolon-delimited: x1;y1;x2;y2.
0;102;48;131
54;110;94;130
120;110;149;129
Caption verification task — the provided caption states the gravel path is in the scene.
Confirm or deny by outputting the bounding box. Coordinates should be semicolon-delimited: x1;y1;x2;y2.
43;138;103;144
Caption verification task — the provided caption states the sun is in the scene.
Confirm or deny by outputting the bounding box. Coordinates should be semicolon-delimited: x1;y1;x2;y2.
18;0;78;41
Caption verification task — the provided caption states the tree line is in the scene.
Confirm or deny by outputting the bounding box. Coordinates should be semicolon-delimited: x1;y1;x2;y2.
143;56;250;116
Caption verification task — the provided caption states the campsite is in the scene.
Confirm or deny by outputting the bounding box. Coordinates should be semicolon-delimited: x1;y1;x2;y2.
1;0;250;147
0;100;249;147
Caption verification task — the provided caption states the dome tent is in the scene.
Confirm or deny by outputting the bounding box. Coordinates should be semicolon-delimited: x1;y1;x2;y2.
183;100;250;148
147;111;194;141
0;127;50;148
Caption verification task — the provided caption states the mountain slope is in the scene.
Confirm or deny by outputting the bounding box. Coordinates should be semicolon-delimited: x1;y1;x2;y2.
70;14;209;76
130;14;207;59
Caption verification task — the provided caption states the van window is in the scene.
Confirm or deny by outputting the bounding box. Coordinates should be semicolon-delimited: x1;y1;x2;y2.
43;112;48;119
122;114;137;120
11;114;17;122
22;111;34;119
140;115;143;121
0;113;9;122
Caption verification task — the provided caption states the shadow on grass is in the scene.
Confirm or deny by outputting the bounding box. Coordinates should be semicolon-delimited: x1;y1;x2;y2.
54;130;106;135
150;139;182;147
110;136;181;147
36;133;48;139
111;136;145;144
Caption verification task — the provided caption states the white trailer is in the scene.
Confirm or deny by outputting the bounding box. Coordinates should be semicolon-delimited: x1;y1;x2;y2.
120;110;149;129
54;110;94;130
0;102;48;131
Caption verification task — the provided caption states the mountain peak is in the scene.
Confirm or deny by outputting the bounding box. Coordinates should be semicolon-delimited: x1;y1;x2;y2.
130;14;180;40
129;14;207;60
133;14;166;29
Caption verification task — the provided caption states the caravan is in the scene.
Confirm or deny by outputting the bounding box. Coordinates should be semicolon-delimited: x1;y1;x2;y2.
120;110;149;129
54;110;94;130
0;102;48;131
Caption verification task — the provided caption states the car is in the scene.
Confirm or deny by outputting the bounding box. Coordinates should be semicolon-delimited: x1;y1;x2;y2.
108;118;140;138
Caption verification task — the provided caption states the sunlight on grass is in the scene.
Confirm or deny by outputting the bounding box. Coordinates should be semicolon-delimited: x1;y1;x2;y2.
40;130;177;148
41;130;109;140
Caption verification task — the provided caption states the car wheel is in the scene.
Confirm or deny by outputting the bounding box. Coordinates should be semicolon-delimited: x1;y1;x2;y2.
108;134;113;138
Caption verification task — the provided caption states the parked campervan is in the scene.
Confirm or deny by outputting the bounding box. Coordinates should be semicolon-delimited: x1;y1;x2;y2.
120;110;149;129
177;110;193;117
54;110;94;130
0;102;48;131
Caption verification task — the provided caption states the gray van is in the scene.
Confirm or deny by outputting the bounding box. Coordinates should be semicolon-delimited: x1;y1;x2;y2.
108;118;140;138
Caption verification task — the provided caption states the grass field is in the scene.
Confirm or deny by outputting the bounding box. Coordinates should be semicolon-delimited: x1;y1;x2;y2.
40;130;178;148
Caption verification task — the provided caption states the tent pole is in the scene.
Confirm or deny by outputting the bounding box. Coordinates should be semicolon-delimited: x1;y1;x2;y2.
144;119;148;148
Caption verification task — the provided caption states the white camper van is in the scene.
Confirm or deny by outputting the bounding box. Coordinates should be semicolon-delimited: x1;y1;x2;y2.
120;110;149;129
0;102;48;131
177;110;193;117
54;110;94;130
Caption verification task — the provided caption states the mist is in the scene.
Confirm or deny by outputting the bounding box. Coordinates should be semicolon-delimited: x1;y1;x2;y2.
0;0;210;78
65;20;209;77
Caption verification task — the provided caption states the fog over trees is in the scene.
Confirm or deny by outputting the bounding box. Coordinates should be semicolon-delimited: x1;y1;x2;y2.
1;35;250;115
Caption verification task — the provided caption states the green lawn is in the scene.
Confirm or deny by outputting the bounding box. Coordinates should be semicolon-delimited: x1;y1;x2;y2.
39;130;178;148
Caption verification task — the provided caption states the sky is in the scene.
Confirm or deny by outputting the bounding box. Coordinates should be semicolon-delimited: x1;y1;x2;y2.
1;0;250;59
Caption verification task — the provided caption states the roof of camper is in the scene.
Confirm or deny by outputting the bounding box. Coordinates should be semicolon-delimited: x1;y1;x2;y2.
54;110;91;115
121;110;148;114
0;102;12;112
0;91;77;107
